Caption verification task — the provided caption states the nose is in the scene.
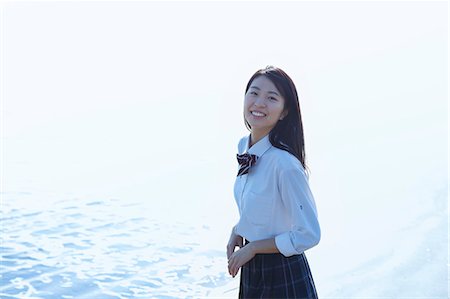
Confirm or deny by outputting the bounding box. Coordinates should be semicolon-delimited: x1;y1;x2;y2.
253;96;266;107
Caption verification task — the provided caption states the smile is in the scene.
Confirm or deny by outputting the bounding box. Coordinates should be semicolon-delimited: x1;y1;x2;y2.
251;111;266;117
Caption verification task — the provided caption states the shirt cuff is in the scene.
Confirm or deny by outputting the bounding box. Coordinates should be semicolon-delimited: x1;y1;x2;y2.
275;232;298;257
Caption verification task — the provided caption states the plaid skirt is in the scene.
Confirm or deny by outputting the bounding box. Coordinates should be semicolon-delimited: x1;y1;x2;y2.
239;241;318;299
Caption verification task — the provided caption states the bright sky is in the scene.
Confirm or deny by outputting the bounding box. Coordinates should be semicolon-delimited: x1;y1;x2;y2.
1;1;448;295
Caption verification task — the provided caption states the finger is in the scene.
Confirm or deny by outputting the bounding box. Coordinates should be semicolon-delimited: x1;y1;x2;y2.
228;258;235;276
232;255;243;277
228;255;235;274
232;265;239;277
231;259;239;277
227;243;238;259
232;261;239;277
238;238;243;248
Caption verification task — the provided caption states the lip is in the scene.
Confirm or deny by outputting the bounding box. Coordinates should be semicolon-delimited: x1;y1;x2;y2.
250;110;267;117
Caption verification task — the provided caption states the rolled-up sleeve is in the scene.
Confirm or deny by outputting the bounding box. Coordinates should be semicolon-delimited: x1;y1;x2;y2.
275;167;321;257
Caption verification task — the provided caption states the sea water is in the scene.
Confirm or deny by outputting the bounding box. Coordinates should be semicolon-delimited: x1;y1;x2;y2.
2;188;447;299
0;193;240;299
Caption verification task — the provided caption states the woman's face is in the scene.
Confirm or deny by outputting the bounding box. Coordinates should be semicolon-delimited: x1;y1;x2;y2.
244;75;287;136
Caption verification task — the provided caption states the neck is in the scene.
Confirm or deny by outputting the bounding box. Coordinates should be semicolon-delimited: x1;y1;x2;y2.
250;129;270;147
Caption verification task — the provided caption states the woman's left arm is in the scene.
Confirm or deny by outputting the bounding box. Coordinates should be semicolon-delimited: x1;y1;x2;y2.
275;167;321;257
232;166;321;260
228;166;320;276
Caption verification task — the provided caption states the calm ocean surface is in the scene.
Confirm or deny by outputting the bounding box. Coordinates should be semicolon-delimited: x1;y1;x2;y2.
1;190;447;299
0;194;239;299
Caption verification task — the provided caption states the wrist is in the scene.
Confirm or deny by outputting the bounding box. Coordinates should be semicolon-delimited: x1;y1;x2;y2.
245;238;278;254
247;241;258;255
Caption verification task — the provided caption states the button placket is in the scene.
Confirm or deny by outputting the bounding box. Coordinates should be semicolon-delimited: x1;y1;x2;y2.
239;174;248;210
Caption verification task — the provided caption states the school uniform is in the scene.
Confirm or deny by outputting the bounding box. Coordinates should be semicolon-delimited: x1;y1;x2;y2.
234;134;321;299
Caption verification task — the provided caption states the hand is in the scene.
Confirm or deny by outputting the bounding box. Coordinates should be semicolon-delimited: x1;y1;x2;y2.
228;244;255;278
226;227;243;260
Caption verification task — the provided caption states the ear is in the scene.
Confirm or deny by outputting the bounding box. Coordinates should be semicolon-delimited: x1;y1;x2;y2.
280;110;288;120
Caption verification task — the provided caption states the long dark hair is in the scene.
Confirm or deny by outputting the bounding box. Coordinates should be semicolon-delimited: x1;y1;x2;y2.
244;66;309;173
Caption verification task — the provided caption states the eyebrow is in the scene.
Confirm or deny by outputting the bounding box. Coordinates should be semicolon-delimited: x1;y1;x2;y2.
249;86;280;96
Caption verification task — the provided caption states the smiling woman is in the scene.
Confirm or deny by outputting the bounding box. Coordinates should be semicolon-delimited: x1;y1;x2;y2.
244;76;288;142
227;66;320;298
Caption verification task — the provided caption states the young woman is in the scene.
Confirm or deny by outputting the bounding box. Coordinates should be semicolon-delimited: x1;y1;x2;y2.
227;66;321;298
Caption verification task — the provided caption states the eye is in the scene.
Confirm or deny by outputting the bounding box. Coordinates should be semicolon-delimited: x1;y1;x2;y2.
268;96;278;101
248;91;258;95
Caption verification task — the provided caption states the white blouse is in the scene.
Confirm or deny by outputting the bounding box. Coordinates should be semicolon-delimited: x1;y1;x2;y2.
233;134;321;257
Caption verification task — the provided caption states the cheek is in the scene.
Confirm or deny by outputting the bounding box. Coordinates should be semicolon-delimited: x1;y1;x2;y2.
243;97;252;109
271;103;285;115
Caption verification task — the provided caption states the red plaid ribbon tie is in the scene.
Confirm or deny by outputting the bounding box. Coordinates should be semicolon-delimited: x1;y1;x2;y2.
236;153;259;176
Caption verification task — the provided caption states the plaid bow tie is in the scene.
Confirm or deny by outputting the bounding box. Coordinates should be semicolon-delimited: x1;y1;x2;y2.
236;153;259;176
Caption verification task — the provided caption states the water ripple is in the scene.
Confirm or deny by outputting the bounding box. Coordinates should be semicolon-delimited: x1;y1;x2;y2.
1;196;235;298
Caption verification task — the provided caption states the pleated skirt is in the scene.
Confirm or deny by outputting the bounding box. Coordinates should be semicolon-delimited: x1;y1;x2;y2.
239;243;318;299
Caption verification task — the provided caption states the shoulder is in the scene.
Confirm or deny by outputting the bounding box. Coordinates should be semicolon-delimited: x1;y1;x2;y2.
266;146;307;178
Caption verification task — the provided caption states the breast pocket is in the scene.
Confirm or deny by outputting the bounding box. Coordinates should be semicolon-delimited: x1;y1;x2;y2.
244;191;273;226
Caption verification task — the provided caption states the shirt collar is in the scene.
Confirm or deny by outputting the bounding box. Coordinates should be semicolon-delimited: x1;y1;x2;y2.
245;134;272;157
